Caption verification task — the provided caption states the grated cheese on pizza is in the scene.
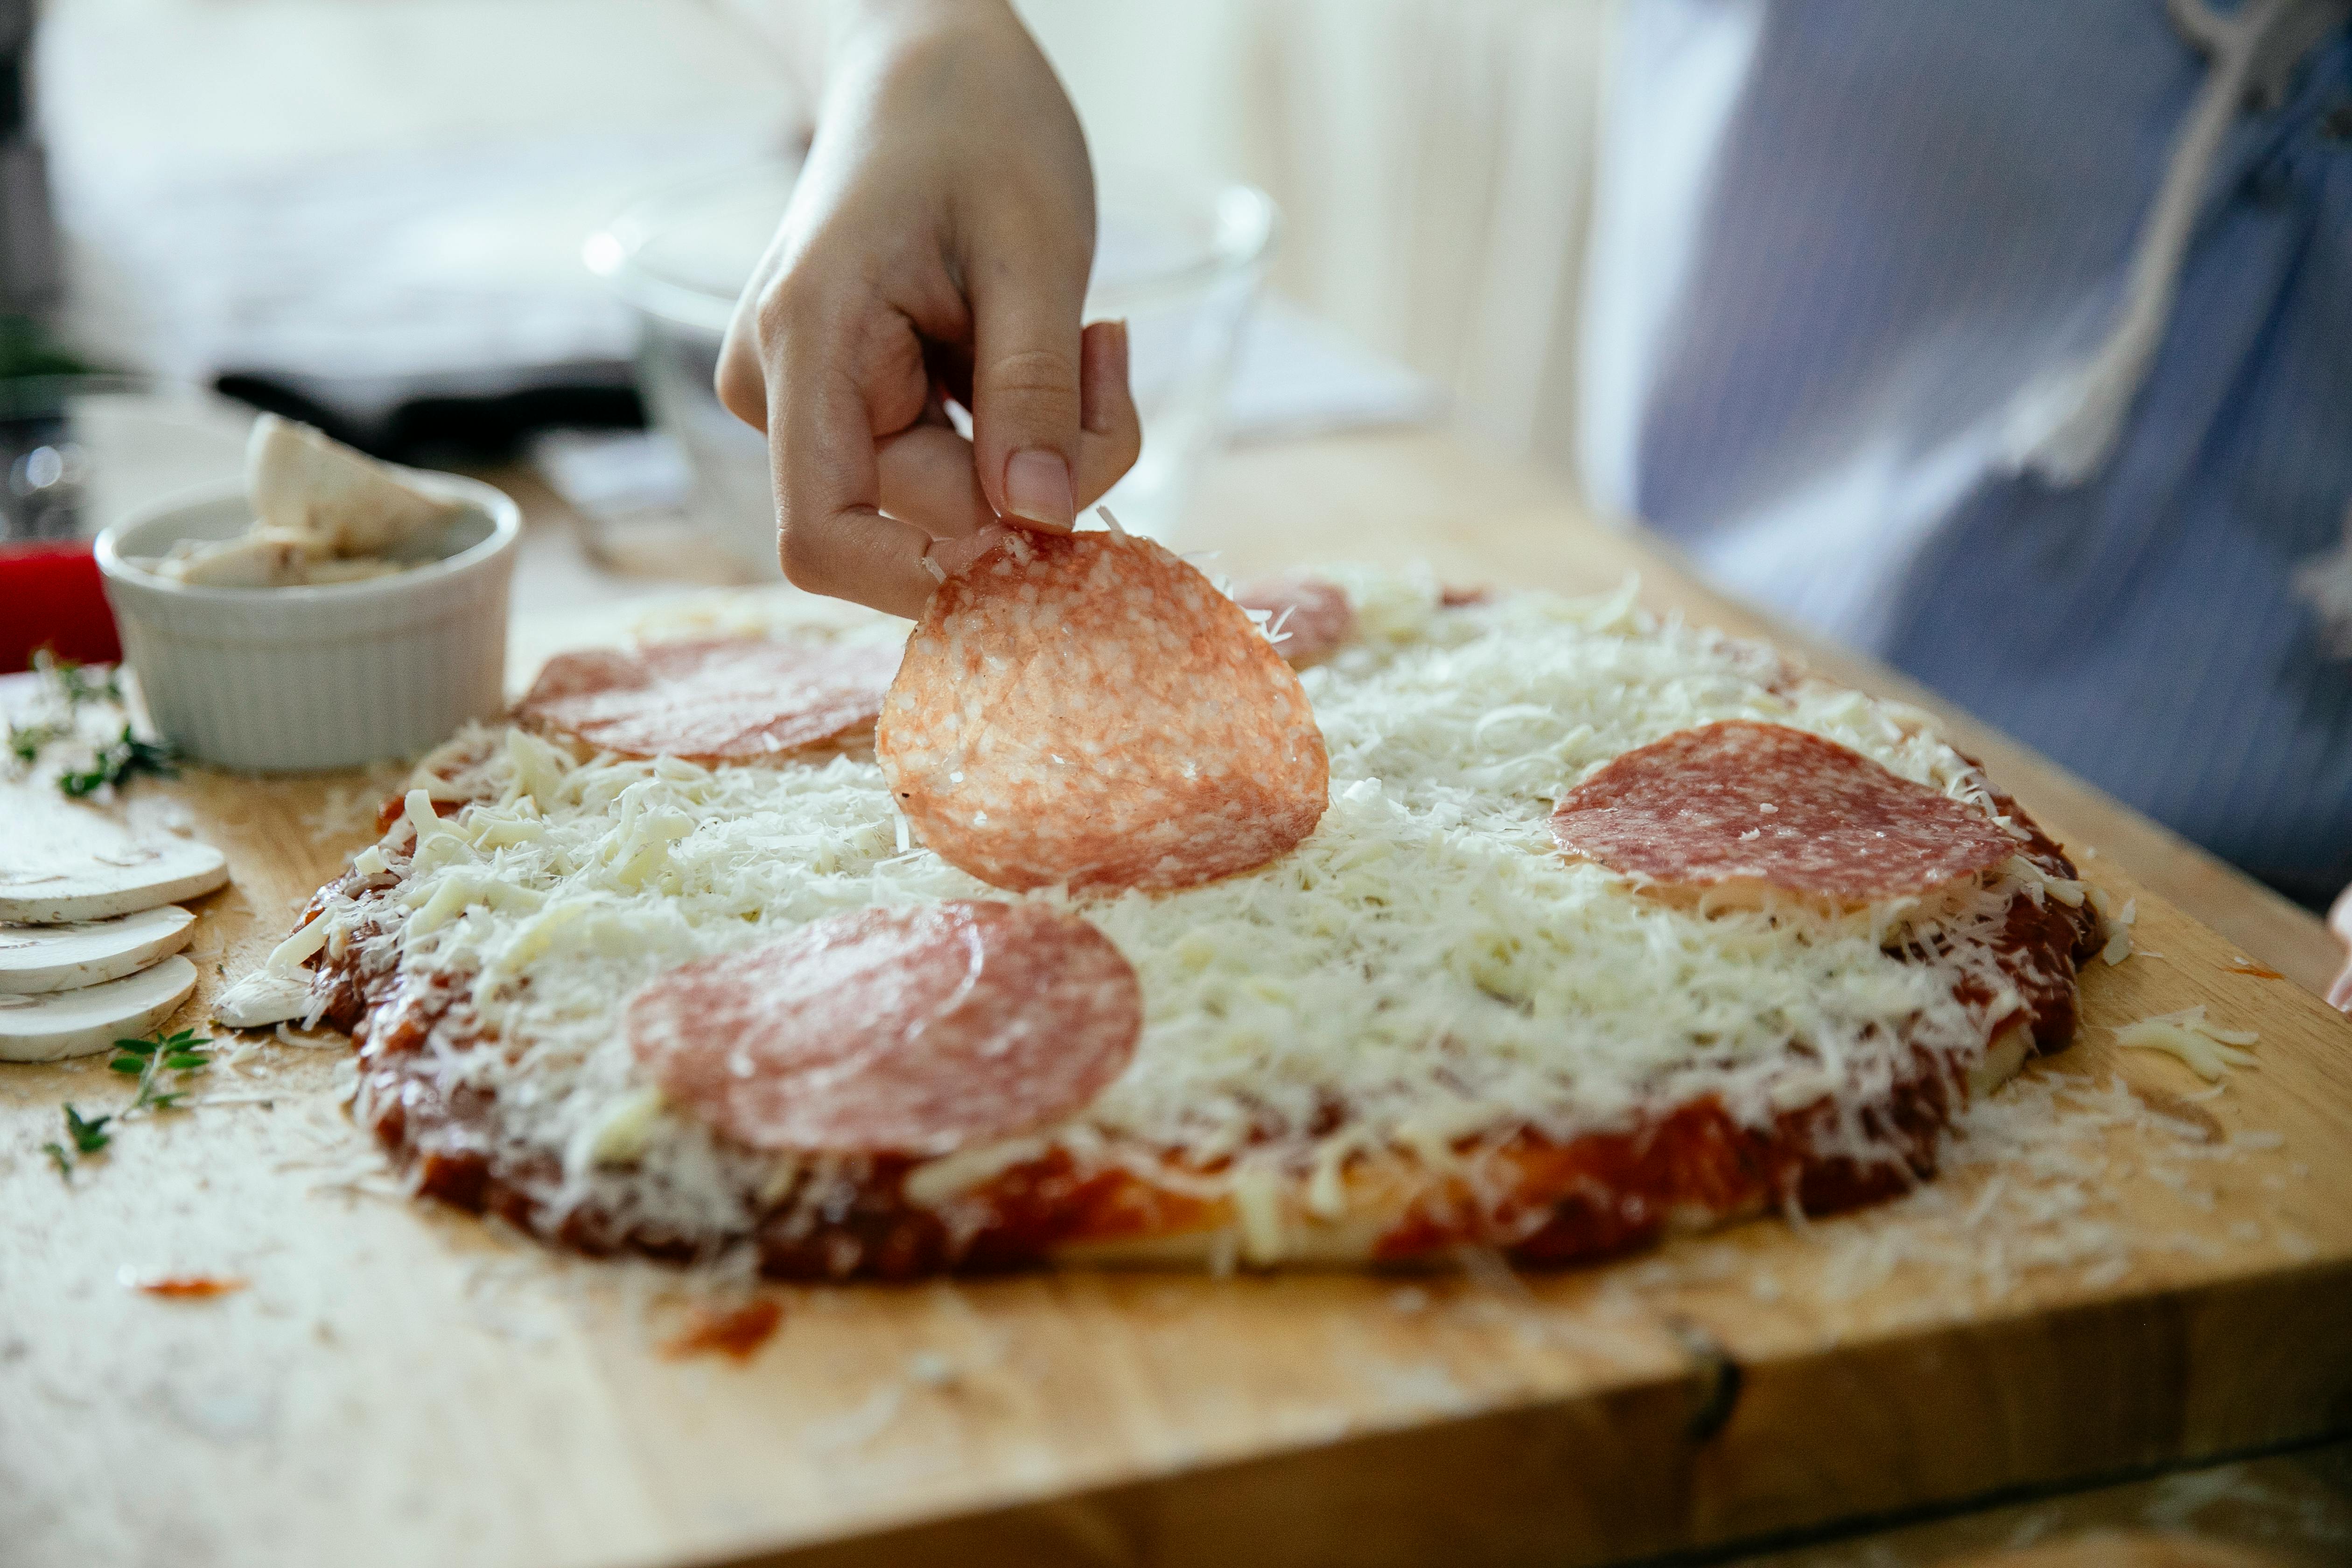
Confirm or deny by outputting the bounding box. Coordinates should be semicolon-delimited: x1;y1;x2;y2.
291;570;2084;1266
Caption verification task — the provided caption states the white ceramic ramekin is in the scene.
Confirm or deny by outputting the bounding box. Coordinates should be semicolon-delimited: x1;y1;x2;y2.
95;471;520;771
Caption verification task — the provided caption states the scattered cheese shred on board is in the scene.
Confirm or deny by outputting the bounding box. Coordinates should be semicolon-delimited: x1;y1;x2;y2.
877;531;1330;894
2096;892;2136;965
1672;1071;2291;1313
1428;1068;2295;1350
2114;1005;2261;1081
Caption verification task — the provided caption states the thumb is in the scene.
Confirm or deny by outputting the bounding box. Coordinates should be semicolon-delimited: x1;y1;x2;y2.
967;231;1090;534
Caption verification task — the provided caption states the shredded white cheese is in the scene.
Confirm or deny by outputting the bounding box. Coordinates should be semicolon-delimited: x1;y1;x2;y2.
307;569;2046;1254
2114;1005;2260;1082
2088;886;2136;966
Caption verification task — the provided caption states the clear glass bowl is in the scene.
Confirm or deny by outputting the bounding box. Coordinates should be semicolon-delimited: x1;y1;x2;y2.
586;162;1277;579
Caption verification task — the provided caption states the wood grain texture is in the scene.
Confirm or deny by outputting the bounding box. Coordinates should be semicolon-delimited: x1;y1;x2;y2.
1934;1538;2297;1568
1734;1440;2352;1567
4;433;2349;1568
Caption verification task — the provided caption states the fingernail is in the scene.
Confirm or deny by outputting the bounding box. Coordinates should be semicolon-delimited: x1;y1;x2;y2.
1003;448;1075;532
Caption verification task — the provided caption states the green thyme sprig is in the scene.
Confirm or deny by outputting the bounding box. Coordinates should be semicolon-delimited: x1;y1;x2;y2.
50;654;123;707
5;651;174;797
42;1029;211;1183
57;726;176;798
9;720;64;765
5;651;110;762
42;1104;114;1180
107;1026;214;1114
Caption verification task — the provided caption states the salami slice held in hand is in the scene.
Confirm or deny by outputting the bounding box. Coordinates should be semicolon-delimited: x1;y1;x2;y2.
627;902;1141;1156
879;531;1330;894
1550;720;2018;901
516;637;899;763
1233;575;1357;669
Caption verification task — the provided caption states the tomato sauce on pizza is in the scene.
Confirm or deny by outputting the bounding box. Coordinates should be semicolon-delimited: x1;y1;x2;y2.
277;550;2102;1278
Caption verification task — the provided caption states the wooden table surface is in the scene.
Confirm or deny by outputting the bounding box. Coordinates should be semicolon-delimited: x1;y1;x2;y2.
4;427;2348;1568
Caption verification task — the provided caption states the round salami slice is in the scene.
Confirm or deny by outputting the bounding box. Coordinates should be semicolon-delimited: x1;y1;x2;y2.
516;637;899;763
1233;575;1357;668
878;531;1330;894
1549;720;2017;900
626;902;1141;1156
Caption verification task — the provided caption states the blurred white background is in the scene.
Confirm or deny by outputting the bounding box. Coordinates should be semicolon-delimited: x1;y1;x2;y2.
34;0;1612;484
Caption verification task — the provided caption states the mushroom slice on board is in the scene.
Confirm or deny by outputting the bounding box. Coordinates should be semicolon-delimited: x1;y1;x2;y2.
0;786;229;924
0;955;197;1061
0;906;196;994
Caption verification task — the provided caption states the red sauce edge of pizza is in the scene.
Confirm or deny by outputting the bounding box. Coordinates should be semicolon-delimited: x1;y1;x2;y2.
299;639;2100;1281
304;783;2092;1280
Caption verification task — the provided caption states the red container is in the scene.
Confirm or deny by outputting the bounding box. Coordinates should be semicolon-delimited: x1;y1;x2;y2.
0;540;122;672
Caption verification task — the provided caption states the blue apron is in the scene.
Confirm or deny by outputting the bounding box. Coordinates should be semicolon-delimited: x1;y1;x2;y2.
1582;0;2352;904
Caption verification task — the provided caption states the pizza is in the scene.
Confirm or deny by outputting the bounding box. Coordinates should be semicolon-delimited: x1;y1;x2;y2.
263;528;2101;1278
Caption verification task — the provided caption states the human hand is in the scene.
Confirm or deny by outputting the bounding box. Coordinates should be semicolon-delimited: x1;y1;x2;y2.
715;0;1142;619
2329;885;2352;1011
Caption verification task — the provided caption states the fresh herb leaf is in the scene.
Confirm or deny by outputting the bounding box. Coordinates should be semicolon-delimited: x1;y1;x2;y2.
51;1031;213;1185
6;654;173;798
58;726;177;798
111;1025;213;1118
55;658;123;707
8;720;67;764
64;1104;112;1154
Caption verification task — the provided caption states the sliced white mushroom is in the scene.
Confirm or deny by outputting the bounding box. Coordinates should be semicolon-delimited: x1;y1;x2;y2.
246;412;462;559
0;786;230;924
0;954;197;1061
153;529;318;588
298;557;406;585
210;966;315;1030
0;905;196;994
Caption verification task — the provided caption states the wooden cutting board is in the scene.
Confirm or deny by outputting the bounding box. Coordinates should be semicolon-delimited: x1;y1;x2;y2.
7;509;2352;1568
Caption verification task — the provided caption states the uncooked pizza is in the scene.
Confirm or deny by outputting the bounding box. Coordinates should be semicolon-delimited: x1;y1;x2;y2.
263;528;2100;1277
